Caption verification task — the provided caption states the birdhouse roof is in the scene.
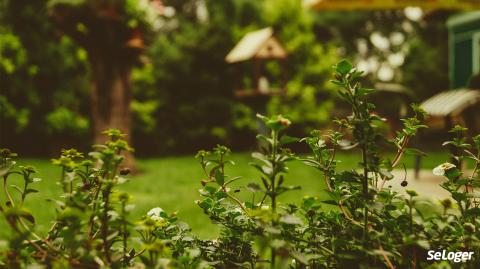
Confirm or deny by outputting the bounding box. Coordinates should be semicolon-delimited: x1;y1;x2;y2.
421;89;480;117
226;27;287;63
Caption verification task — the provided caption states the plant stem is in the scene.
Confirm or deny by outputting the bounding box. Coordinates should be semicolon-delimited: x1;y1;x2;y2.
270;130;278;268
122;201;128;267
102;185;112;263
378;240;396;269
3;175;15;207
362;143;369;244
409;198;413;234
88;181;103;238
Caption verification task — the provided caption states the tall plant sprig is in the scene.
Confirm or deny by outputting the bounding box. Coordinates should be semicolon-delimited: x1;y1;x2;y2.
196;145;247;213
252;114;299;267
253;114;298;213
331;60;426;239
330;60;384;243
301;129;362;226
91;129;133;264
0;149;49;267
195;146;260;267
302;60;427;267
378;103;427;190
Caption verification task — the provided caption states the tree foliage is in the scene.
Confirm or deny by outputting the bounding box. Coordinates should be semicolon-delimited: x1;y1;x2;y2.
0;0;89;154
1;1;454;156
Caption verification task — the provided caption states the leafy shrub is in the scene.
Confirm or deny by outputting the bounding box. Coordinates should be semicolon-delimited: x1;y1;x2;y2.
1;61;479;268
45;107;89;136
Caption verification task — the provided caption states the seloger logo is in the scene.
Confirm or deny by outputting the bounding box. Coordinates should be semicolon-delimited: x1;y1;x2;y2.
427;250;474;263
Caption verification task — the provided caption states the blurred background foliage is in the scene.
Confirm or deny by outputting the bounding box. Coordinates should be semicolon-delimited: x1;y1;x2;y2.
0;0;454;156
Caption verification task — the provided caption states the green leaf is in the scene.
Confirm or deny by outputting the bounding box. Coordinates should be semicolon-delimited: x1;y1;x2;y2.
406;190;418;197
331;80;344;86
321;200;338;206
279;135;299;146
445;168;461;180
215;191;227;200
25;189;39;195
204;186;217;195
451;192;467;202
449;125;468;133
214;169;224;185
256;134;273;145
356;87;375;96
465;208;480;217
336;59;353;75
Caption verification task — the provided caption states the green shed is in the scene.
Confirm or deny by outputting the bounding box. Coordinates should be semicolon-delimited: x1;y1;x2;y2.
447;11;480;88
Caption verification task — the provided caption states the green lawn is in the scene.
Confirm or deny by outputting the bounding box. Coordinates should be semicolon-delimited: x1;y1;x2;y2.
0;151;448;239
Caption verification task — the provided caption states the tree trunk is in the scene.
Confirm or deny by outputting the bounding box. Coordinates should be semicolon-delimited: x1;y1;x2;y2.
90;56;135;169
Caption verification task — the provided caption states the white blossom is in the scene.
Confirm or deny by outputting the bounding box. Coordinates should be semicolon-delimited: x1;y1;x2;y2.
150;215;164;222
433;163;456;176
147;207;164;217
317;139;326;148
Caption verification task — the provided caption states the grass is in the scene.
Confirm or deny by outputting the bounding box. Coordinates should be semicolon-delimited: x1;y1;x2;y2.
0;151;448;239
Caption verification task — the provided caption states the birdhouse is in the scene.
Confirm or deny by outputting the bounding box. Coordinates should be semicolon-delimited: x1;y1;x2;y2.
226;27;288;98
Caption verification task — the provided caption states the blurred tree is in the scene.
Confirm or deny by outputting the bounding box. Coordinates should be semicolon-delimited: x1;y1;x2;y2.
48;0;166;164
0;0;89;155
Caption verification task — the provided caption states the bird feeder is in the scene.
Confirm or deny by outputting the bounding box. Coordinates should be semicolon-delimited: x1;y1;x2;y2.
226;27;288;98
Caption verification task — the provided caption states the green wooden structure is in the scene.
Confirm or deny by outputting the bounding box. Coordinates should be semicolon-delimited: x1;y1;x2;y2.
447;11;480;88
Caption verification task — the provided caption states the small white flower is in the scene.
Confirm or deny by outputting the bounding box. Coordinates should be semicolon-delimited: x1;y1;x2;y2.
147;207;164;217
432;166;444;176
433;162;456;176
150;215;164;222
317;139;326;148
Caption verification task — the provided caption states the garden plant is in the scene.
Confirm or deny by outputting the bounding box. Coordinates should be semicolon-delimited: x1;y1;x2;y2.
1;61;479;268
